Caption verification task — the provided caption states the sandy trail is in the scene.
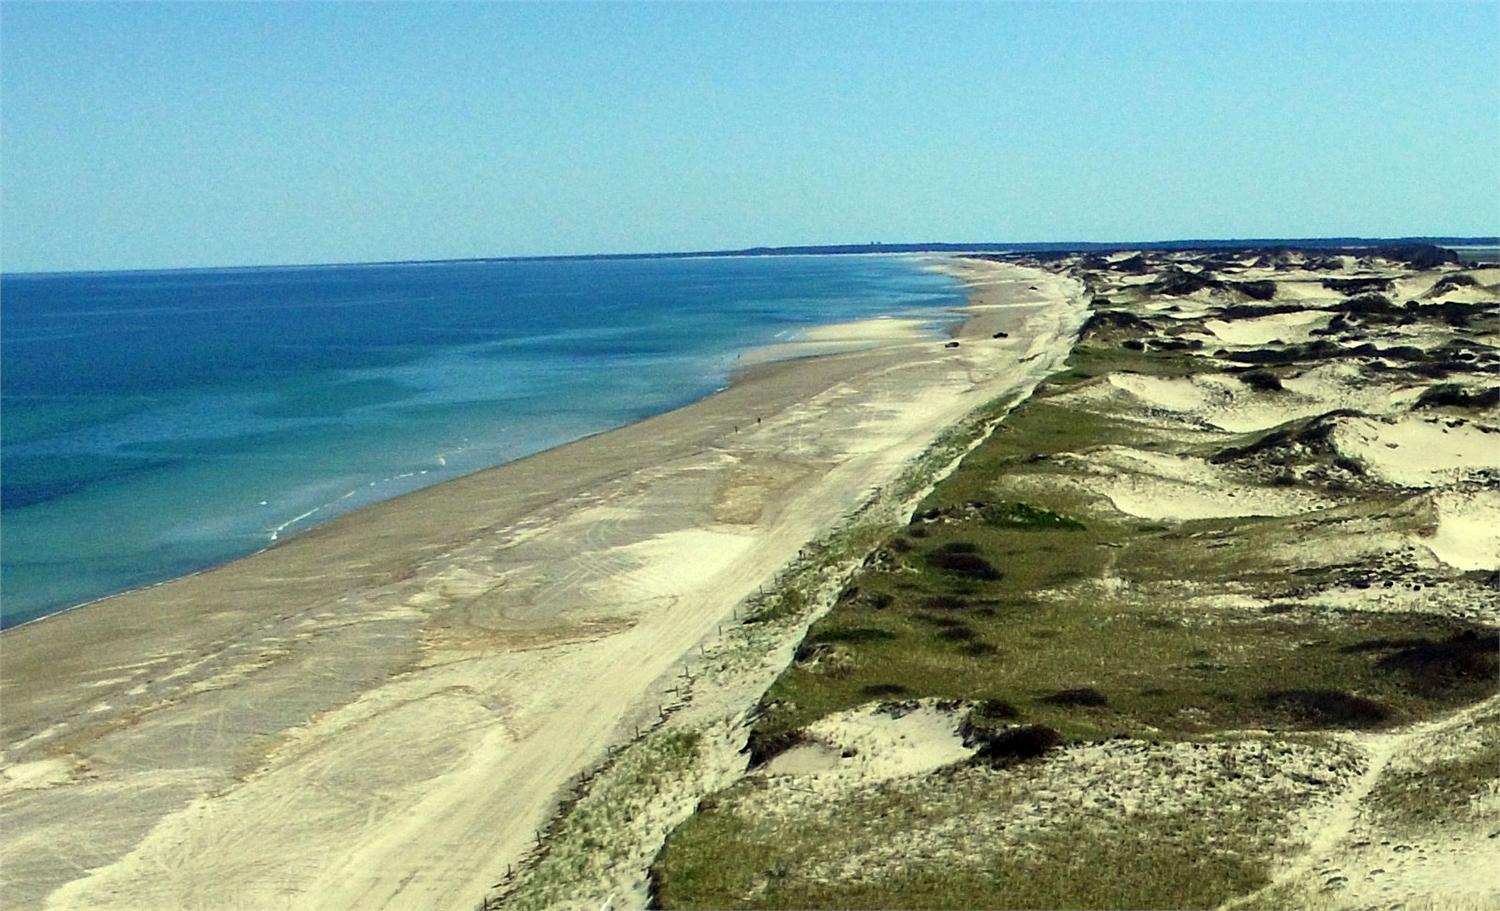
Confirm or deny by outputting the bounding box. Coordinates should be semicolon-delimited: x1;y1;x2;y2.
1;260;1085;911
1222;695;1500;911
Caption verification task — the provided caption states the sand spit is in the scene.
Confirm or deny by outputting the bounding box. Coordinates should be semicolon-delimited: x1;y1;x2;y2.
737;314;946;366
0;259;1086;910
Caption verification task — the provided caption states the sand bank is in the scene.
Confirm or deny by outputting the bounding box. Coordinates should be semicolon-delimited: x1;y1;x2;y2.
0;259;1086;910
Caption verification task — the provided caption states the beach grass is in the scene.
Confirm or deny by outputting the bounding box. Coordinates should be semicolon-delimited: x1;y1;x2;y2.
749;544;1492;750
653;290;1500;909
1364;705;1500;831
654;771;1288;910
741;380;1496;757
498;729;703;911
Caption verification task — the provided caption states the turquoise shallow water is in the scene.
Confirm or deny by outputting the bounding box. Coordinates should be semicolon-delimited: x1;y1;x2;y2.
0;255;965;626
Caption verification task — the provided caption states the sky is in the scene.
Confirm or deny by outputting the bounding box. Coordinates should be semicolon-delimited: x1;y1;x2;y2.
1;1;1497;272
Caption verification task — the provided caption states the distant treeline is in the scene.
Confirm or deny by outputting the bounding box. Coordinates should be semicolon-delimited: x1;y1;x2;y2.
491;237;1499;264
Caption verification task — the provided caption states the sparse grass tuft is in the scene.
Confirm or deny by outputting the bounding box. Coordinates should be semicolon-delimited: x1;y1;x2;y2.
1365;706;1500;830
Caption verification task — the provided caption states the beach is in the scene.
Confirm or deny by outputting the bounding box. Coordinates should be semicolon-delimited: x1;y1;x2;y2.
0;259;1086;909
0;255;970;628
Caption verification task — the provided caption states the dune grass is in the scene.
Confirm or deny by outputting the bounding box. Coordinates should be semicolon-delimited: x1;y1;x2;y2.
744;382;1496;755
1365;705;1500;831
653;294;1499;910
499;730;702;911
750;538;1493;752
654;774;1289;910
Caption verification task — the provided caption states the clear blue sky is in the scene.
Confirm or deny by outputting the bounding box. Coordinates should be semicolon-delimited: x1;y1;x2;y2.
2;1;1497;272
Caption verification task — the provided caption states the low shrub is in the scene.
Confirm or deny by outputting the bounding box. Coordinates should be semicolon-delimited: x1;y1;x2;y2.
1258;688;1391;728
1236;369;1284;392
1041;687;1109;707
1415;384;1500;409
973;724;1061;763
926;544;1003;580
1231;280;1276;301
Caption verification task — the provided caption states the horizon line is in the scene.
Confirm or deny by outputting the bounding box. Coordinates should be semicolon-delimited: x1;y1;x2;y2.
4;234;1497;279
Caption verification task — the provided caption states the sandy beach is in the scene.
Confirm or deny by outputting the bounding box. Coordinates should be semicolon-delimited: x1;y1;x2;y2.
0;259;1086;910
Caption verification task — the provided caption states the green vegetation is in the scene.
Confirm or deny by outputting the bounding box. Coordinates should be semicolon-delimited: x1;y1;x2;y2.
1039;336;1211;388
653;268;1500;910
655;776;1288;910
744;384;1494;757
1366;707;1500;831
751;563;1491;753
981;500;1086;530
503;730;703;911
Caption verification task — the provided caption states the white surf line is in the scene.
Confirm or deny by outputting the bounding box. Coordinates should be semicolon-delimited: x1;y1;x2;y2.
268;506;322;542
264;452;459;542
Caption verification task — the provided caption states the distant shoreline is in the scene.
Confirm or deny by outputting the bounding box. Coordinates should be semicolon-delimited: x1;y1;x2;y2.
6;236;1496;278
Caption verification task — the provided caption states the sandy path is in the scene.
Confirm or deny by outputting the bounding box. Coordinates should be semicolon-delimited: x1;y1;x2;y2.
0;260;1085;911
1223;695;1500;911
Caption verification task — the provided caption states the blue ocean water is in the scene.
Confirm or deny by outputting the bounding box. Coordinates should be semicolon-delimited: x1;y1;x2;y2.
0;255;964;627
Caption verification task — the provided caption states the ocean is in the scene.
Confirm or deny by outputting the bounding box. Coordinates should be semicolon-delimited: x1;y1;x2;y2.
0;254;965;627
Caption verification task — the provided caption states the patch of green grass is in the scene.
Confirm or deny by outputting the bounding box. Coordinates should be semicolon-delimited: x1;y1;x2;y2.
917;398;1159;511
982;500;1087;530
754;578;1493;749
1038;339;1213;390
1114;500;1424;588
743;388;1496;755
1365;709;1500;830
655;786;1272;910
748;585;809;624
504;730;702;910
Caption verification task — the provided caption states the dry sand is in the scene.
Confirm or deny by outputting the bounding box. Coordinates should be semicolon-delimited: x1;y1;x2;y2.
0;259;1085;910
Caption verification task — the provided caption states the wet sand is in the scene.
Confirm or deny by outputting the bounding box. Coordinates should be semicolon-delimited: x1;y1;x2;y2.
0;259;1086;911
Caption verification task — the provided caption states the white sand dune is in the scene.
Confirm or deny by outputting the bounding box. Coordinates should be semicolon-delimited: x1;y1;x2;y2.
762;700;973;783
1202;308;1333;346
1100;364;1438;436
1080;447;1329;520
1104;371;1333;433
1422;488;1500;571
1333;414;1500;488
